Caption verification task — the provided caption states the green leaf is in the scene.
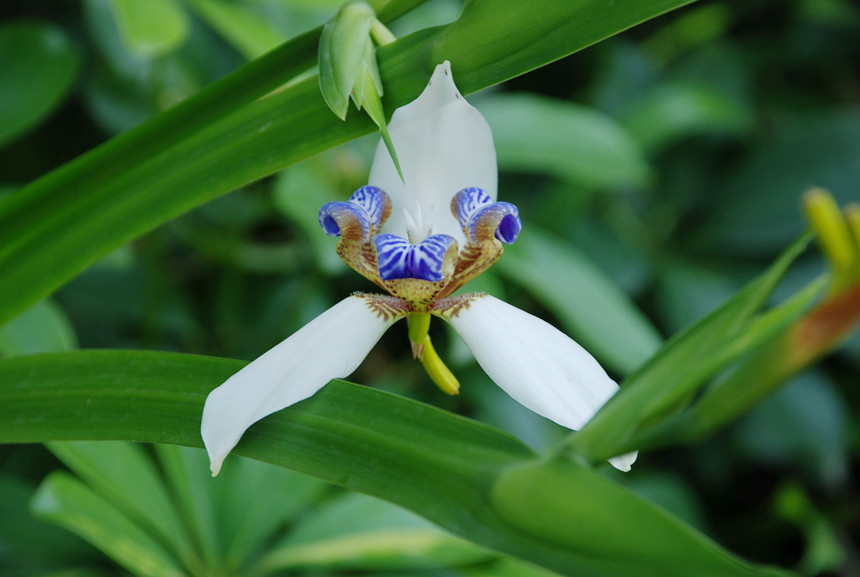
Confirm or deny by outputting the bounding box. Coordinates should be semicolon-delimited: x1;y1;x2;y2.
31;472;187;577
0;300;77;356
0;21;81;147
490;459;794;577
567;233;814;464
255;492;492;573
498;226;662;375
657;277;831;443
478;94;651;188
45;441;201;572
0;0;700;327
184;0;288;59
426;0;698;93
0;350;793;577
108;0;189;58
0;27;321;327
356;53;403;179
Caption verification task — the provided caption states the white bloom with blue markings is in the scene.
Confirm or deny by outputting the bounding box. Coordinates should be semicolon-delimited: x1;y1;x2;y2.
202;61;636;476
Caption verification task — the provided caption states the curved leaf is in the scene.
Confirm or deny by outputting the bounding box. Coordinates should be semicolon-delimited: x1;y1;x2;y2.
108;0;189;58
0;0;699;327
1;350;793;577
0;21;80;147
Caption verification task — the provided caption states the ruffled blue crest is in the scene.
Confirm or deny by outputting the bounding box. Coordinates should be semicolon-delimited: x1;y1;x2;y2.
319;186;391;240
375;234;457;281
452;188;522;244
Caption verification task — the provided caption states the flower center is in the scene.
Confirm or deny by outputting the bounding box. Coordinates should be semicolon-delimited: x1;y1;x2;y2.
319;186;521;309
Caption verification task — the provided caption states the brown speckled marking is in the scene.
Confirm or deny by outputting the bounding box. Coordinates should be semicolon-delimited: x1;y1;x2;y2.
429;292;484;319
355;293;412;322
337;239;387;291
436;241;503;299
382;277;448;311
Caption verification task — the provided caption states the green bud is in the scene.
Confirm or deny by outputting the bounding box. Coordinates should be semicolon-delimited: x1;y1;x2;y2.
318;1;402;179
318;1;377;120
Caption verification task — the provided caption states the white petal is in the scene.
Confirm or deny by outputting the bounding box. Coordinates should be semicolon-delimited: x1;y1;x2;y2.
202;295;398;475
444;295;636;471
369;61;497;244
609;451;638;472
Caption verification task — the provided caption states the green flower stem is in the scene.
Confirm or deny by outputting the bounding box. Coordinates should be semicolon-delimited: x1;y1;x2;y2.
565;232;812;466
620;277;828;453
370;19;397;45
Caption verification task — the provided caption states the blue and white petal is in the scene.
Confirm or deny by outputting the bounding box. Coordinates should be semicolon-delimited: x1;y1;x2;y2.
441;294;636;471
452;187;522;244
368;61;497;245
201;295;403;476
375;233;457;281
319;186;392;240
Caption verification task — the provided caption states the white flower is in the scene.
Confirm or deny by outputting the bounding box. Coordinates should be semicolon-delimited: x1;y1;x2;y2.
202;61;636;476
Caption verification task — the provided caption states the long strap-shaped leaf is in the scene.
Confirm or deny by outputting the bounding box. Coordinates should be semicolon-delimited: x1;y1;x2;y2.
0;0;695;326
0;350;792;577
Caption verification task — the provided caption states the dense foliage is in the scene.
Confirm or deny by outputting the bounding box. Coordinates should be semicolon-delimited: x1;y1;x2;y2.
1;1;857;576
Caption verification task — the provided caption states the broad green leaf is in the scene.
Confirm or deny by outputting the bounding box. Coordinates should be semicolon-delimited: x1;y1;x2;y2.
0;29;321;327
0;0;699;327
0;300;77;356
0;350;793;577
108;0;189;58
478;94;651;188
0;21;81;147
31;472;186;577
45;441;200;571
490;459;794;577
498;226;662;375
426;0;698;93
256;492;492;572
184;0;288;59
567;233;813;464
620;82;753;154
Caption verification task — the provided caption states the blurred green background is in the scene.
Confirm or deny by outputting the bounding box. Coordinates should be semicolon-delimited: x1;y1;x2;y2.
1;0;858;576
